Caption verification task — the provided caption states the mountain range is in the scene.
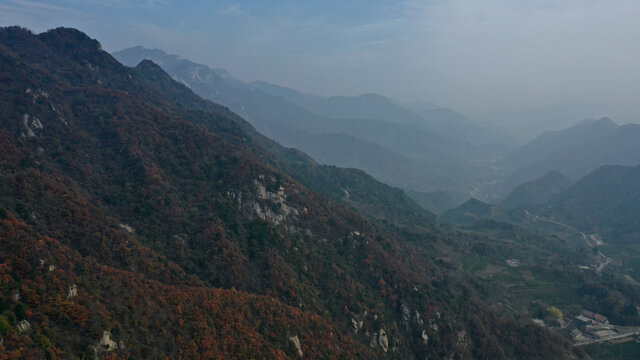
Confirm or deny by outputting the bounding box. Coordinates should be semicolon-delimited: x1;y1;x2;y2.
486;117;640;200
113;46;511;208
478;102;640;144
443;163;640;245
0;26;583;359
113;46;640;213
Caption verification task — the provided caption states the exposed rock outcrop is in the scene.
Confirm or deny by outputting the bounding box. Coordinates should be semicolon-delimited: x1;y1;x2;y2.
456;330;470;350
99;330;118;351
351;317;363;334
289;335;303;358
119;224;135;233
68;284;78;298
229;180;299;226
378;329;389;353
401;303;411;326
22;113;43;138
17;320;32;334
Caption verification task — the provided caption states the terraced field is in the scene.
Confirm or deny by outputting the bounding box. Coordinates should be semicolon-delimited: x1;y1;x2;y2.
460;256;582;307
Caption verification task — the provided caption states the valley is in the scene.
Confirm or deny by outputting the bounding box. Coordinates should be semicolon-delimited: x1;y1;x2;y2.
0;14;639;359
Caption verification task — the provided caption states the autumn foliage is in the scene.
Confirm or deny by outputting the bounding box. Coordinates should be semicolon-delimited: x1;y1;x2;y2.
0;26;583;359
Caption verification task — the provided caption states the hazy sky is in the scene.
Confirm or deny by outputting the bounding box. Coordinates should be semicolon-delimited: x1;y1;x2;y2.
2;0;640;114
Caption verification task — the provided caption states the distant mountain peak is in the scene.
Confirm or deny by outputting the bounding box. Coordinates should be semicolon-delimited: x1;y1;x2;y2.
357;92;386;99
120;45;168;55
440;198;494;225
40;26;103;49
133;59;169;76
135;58;160;68
1;25;103;55
0;25;32;35
541;170;570;180
578;116;617;127
42;26;90;37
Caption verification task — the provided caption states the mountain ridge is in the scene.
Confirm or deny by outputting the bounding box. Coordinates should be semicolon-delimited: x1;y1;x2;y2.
112;46;505;201
0;26;583;358
489;117;640;199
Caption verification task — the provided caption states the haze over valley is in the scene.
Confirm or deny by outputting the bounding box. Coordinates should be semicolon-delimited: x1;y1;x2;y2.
2;1;640;359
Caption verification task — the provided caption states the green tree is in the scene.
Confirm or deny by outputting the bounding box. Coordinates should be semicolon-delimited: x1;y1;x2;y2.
15;303;27;321
0;315;11;336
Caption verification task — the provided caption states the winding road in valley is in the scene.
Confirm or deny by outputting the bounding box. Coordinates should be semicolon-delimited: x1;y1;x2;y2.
528;212;611;274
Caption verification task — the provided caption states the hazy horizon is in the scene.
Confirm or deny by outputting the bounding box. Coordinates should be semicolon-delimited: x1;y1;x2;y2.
3;0;640;116
4;7;640;358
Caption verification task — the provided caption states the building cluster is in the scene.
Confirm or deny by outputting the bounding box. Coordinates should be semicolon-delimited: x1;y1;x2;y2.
505;259;520;267
571;309;615;342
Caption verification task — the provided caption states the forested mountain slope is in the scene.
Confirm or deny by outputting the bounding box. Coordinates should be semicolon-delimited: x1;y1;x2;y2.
0;26;582;359
544;165;640;242
500;171;572;209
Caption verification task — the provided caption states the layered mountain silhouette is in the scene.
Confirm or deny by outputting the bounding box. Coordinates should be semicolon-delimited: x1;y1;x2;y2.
0;26;582;358
250;81;513;154
479;102;637;144
443;163;640;245
489;117;640;199
113;46;508;205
